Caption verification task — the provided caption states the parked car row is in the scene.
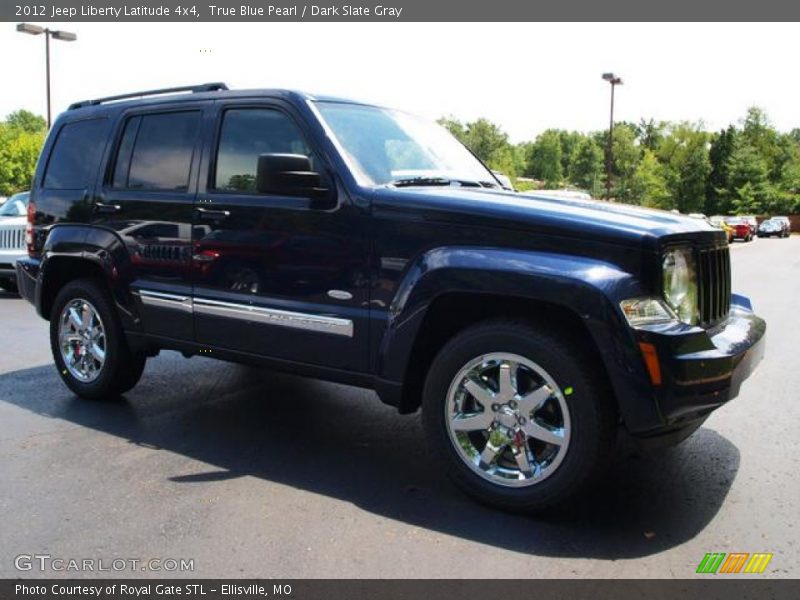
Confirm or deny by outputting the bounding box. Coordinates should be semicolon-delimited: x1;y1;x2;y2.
704;214;792;242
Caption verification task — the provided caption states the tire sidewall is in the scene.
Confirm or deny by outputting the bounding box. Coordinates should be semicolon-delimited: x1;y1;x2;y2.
423;322;614;511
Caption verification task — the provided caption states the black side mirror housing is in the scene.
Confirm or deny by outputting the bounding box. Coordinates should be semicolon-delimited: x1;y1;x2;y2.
256;154;335;208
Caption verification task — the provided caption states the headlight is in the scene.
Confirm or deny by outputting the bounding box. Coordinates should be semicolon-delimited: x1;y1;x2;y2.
662;247;698;325
619;298;677;327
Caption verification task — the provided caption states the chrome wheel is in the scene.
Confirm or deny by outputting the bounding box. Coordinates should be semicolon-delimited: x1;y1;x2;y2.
58;298;107;383
445;352;571;487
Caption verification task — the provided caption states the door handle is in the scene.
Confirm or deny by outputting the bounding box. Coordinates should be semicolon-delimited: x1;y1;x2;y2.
196;207;231;221
94;201;121;214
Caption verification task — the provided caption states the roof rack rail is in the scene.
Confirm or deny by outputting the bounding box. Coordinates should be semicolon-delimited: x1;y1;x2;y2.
68;82;229;110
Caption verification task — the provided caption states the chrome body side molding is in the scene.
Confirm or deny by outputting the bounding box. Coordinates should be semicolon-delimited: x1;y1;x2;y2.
193;296;354;338
138;289;193;313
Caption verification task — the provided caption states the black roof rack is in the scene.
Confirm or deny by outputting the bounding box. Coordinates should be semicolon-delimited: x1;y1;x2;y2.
68;82;229;110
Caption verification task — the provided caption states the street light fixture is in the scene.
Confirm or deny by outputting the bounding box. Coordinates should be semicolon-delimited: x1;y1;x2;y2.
16;23;77;128
602;72;623;201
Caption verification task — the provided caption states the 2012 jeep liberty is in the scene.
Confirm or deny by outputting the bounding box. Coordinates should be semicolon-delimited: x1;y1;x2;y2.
16;83;766;512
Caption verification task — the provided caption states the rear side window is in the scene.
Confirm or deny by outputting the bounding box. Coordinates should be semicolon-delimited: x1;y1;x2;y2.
44;119;108;189
112;111;200;191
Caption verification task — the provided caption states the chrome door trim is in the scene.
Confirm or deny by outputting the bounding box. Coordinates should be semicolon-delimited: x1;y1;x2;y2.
138;289;193;313
193;297;354;338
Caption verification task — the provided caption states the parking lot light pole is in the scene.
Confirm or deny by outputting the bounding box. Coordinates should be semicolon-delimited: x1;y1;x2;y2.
602;72;623;201
16;23;77;129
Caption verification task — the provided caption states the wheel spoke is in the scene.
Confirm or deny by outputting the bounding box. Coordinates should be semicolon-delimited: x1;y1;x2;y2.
463;377;495;408
68;307;83;331
512;443;535;478
451;410;494;432
497;361;517;400
518;384;553;415
522;420;565;446
479;440;505;470
89;343;105;363
80;303;93;331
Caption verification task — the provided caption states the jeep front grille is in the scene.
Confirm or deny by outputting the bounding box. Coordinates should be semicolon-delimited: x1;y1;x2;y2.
0;227;25;250
697;246;731;327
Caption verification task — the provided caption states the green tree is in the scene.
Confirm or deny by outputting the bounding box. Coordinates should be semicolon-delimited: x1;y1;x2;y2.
728;139;770;214
636;118;665;152
568;137;603;196
657;123;710;213
557;131;583;179
527;130;563;187
610;124;641;202
706;126;737;215
0;111;47;196
437;116;519;177
6;110;47;134
629;149;670;207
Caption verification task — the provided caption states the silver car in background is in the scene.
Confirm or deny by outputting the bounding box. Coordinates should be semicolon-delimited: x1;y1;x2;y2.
0;192;29;294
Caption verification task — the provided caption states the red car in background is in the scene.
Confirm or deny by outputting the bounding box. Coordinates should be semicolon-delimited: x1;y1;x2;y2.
724;217;754;242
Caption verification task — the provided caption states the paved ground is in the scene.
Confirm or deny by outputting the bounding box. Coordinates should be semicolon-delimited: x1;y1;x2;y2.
0;237;797;579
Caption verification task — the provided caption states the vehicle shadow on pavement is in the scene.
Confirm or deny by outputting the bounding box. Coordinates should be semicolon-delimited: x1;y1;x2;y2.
0;353;740;560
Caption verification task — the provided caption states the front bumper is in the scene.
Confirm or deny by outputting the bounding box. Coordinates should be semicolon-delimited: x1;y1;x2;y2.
0;249;26;278
631;295;765;439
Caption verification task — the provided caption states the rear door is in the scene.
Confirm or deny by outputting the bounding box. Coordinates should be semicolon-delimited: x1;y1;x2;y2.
191;100;370;372
94;106;206;340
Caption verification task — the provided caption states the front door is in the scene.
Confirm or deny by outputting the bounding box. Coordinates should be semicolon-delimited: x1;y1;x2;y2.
95;106;206;340
192;101;370;372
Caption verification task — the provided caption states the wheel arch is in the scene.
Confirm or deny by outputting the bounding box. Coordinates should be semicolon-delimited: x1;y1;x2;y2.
38;224;140;331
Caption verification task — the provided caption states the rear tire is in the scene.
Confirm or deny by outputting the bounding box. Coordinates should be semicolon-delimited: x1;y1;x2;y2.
422;319;617;513
50;278;146;400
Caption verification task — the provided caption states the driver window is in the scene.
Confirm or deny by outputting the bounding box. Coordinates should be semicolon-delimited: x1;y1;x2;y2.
214;108;311;193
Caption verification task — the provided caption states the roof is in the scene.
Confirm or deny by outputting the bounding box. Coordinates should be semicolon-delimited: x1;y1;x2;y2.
65;82;370;117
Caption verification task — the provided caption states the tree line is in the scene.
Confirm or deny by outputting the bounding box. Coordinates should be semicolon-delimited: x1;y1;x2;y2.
439;107;800;215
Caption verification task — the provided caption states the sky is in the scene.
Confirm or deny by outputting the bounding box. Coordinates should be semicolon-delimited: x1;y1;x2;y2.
1;22;798;142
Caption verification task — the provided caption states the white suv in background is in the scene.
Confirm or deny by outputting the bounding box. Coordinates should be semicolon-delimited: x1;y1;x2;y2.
0;192;29;294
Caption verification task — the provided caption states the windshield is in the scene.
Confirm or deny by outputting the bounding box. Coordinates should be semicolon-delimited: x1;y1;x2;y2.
315;102;498;187
0;193;28;217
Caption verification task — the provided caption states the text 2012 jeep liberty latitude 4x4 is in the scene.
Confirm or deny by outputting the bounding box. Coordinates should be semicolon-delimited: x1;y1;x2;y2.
16;83;766;512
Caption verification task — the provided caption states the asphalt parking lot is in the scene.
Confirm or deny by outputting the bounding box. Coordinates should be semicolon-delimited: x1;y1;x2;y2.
0;237;797;579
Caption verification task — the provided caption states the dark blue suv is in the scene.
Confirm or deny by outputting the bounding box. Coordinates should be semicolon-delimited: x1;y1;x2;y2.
16;83;766;512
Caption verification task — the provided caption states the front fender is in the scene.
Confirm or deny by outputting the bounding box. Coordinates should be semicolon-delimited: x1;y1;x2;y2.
377;246;661;431
39;224;141;331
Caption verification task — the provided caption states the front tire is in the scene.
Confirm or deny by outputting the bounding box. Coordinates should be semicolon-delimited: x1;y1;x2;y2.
50;278;146;400
422;319;617;513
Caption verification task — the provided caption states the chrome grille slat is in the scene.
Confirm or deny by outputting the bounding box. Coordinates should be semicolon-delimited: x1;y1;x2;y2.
697;246;731;327
0;227;25;250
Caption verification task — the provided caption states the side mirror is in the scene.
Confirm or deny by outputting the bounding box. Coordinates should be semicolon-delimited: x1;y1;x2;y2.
256;154;335;208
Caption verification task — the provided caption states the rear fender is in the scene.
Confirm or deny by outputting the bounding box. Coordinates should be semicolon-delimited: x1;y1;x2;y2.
39;224;141;331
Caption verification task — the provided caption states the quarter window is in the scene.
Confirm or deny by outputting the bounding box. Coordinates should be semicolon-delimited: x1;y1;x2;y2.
214;109;311;193
44;119;109;189
113;111;200;191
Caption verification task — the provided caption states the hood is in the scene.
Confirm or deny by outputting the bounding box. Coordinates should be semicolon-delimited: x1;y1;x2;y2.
372;187;723;249
0;215;26;227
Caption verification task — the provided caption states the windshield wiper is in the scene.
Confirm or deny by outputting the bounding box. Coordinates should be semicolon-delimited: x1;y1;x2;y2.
389;176;452;187
389;176;502;189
